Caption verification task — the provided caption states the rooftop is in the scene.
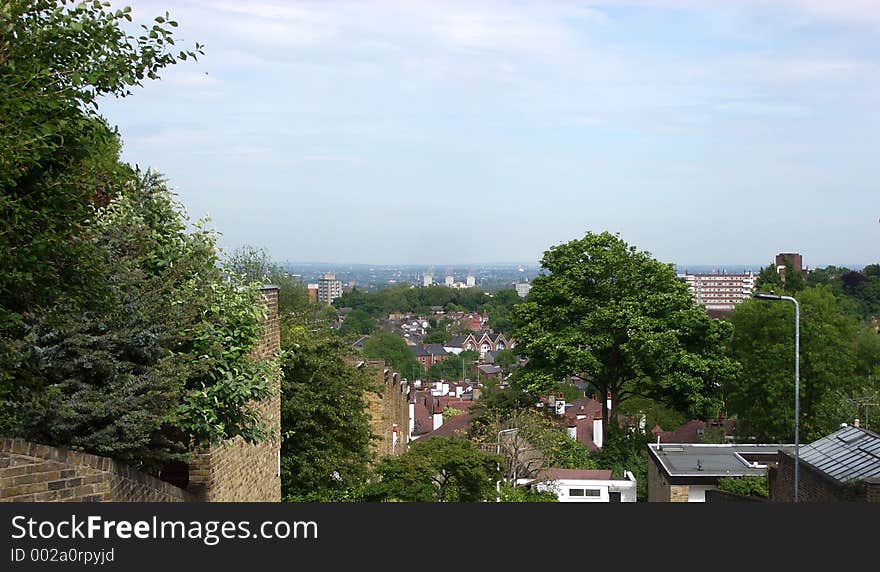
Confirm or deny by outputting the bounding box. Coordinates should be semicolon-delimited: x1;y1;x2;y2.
540;468;614;481
648;443;789;478
794;426;880;484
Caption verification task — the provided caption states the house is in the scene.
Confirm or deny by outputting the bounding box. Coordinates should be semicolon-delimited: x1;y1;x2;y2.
521;468;638;502
444;331;513;357
476;364;501;379
411;343;449;368
770;425;880;502
647;442;786;502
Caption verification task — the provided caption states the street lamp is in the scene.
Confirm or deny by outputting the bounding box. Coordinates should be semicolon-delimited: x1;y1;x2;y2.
496;428;519;495
753;291;800;502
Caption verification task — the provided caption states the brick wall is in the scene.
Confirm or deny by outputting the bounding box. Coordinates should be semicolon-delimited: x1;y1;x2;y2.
365;360;410;459
647;454;671;502
0;440;194;502
770;451;867;502
187;286;282;502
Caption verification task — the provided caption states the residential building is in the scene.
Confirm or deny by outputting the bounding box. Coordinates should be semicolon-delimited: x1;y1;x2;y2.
317;273;343;305
775;252;808;279
770;425;880;502
411;343;450;368
525;469;638;503
422;273;433;287
680;271;757;312
647;442;786;502
444;275;454;287
466;275;476;288
444;331;512;357
306;283;319;304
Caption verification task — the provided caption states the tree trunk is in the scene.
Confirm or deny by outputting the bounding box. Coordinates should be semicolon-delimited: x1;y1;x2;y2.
599;382;610;446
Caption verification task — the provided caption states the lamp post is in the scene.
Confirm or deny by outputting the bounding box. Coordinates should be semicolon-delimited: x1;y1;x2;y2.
496;428;519;490
753;291;800;502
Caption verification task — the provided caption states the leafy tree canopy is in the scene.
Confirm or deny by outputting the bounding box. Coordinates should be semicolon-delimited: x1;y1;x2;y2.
511;231;738;440
364;437;501;502
727;285;879;441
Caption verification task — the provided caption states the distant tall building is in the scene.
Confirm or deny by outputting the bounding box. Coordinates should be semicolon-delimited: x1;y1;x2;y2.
515;282;532;298
306;283;319;304
466;275;476;288
444;275;454;287
775;252;808;279
681;271;757;312
318;273;343;305
423;273;433;287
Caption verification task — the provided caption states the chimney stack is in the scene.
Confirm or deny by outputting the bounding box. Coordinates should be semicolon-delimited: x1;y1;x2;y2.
433;402;444;431
592;414;604;449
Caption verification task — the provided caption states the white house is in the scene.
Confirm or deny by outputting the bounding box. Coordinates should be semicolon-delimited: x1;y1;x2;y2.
519;468;638;503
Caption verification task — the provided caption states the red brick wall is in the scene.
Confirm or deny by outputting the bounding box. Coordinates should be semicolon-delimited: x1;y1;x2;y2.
770;451;867;502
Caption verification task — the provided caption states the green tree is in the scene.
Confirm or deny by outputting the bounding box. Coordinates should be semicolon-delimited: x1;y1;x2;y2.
727;285;878;441
427;359;463;381
365;437;502;502
363;332;422;376
1;0;201;332
590;427;651;501
511;232;738;442
338;309;376;337
494;349;518;371
280;323;376;499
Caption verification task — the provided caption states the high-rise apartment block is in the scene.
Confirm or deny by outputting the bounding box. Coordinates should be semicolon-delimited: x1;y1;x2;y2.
318;273;343;305
681;271;757;311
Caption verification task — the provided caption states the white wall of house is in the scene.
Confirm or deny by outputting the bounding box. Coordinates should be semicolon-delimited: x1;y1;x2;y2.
687;485;714;502
526;472;637;503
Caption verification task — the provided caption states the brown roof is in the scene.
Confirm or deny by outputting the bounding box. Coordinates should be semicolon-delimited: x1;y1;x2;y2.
418;413;471;441
540;468;613;481
654;419;736;443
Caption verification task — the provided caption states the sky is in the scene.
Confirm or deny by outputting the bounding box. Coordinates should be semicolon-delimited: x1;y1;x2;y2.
100;0;880;267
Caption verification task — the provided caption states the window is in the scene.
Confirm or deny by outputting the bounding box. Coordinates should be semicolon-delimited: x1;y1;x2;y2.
568;488;601;497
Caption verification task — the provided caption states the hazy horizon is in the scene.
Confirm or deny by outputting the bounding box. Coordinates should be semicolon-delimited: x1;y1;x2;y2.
103;1;880;267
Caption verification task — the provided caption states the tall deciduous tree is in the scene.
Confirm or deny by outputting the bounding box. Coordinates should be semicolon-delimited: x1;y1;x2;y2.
280;324;376;499
511;232;738;441
727;285;879;441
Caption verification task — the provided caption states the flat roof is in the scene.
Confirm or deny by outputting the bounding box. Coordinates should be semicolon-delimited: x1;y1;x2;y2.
648;443;789;478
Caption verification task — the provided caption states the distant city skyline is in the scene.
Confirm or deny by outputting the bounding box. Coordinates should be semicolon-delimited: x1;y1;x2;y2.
102;1;880;267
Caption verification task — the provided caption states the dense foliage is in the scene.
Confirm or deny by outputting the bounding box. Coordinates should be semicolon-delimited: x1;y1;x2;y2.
717;476;769;498
279;323;377;499
727;285;880;441
0;2;276;473
333;284;521;332
364;437;502;502
362;332;424;378
511;232;739;441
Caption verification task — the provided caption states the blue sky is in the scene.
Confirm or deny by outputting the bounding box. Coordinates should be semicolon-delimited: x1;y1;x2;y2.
100;1;880;267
